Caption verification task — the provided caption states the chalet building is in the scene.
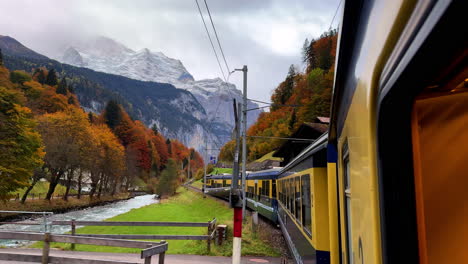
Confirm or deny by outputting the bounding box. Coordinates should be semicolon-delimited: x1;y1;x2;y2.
273;120;328;166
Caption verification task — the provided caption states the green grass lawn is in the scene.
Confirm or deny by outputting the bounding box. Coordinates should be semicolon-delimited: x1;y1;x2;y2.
210;167;233;175
12;181;76;198
191;179;204;189
38;187;280;256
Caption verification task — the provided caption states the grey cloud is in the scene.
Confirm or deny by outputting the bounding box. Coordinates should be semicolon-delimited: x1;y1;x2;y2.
0;0;340;103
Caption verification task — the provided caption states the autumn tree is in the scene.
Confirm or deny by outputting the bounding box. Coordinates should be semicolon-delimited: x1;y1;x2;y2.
37;108;92;200
10;70;32;84
0;86;44;200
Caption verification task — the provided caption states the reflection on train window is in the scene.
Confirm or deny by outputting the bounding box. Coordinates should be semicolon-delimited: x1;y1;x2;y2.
289;178;295;216
301;174;312;235
343;146;353;264
272;180;277;199
295;177;301;222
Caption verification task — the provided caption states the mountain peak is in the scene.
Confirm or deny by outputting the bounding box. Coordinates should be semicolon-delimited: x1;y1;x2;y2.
59;36;194;84
0;35;48;60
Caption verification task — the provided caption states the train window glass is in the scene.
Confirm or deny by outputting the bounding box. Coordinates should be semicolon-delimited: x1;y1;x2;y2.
289;178;295;216
301;174;312;235
343;146;353;264
295;177;301;222
272;180;277;199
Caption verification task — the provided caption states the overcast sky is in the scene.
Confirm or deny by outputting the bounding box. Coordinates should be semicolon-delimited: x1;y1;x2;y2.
0;0;340;103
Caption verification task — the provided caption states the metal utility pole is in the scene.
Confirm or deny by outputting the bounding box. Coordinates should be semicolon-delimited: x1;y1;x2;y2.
241;65;248;220
203;141;207;198
231;100;241;191
231;65;247;264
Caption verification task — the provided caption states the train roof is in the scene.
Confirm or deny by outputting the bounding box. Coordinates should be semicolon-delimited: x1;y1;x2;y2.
206;167;282;181
246;167;282;180
280;132;328;174
206;174;232;180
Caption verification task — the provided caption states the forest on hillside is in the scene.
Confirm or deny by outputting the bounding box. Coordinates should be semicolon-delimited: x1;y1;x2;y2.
0;52;204;202
219;29;337;162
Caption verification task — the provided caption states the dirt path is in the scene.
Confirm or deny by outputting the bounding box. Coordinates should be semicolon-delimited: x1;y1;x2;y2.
0;248;283;264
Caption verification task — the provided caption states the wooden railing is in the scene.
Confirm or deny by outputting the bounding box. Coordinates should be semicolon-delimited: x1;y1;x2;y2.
51;218;218;252
0;231;168;264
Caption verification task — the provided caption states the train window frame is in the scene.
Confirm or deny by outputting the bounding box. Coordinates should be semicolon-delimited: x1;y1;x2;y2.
342;143;353;264
289;178;295;216
295;177;301;222
272;180;277;199
301;174;312;237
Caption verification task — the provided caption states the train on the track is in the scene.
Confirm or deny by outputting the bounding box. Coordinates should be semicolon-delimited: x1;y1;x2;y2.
206;0;467;263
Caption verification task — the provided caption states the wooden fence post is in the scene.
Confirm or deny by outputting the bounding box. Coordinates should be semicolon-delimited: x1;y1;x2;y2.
71;219;76;250
207;220;211;252
41;232;50;264
159;240;166;264
144;244;152;264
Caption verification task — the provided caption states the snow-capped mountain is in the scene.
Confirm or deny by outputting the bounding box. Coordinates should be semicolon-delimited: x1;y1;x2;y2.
60;36;261;151
62;36;194;84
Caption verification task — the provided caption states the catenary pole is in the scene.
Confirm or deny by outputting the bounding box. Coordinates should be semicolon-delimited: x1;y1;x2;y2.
241;65;248;220
203;141;207;198
232;65;247;264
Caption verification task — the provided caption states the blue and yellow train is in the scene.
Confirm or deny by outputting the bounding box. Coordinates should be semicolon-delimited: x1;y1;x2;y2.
208;0;466;263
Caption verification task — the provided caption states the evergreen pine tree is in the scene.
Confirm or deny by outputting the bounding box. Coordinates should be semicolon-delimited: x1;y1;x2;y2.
36;69;46;84
104;100;122;130
56;79;68;95
67;96;76;105
166;139;172;154
306;40;317;71
0;48;3;66
151;124;158;135
88;112;95;123
45;69;58;86
289;110;297;131
301;38;309;64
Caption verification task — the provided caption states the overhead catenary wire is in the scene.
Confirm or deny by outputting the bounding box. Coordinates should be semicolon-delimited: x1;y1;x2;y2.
203;0;231;74
329;0;343;30
195;0;227;81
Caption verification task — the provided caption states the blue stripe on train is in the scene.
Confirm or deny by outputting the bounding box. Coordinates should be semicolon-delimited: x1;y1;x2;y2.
317;250;330;264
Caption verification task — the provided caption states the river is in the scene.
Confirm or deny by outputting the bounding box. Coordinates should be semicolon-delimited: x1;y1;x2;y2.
0;194;158;247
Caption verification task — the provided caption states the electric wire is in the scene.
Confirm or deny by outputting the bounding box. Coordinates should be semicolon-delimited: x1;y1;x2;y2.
195;0;227;81
203;0;231;74
329;0;343;30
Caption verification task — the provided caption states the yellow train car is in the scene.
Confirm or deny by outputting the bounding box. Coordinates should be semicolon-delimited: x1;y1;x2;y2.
329;1;466;264
277;133;331;263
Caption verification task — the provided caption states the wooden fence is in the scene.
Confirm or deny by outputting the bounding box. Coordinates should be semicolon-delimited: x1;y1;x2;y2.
0;231;168;264
51;218;218;252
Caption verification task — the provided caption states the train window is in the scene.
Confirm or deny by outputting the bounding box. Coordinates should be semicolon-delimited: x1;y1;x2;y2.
222;180;226;187
272;180;277;199
411;76;468;264
289;178;295;216
285;180;289;209
343;145;353;264
301;174;312;235
295;177;301;222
